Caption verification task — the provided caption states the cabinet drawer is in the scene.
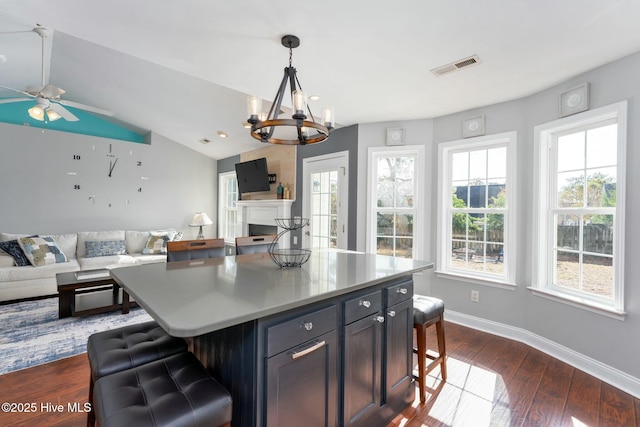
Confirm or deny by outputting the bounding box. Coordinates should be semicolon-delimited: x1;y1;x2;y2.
267;305;337;357
386;279;413;307
344;290;382;325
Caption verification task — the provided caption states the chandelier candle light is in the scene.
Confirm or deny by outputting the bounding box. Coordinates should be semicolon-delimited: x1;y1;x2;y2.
247;35;334;145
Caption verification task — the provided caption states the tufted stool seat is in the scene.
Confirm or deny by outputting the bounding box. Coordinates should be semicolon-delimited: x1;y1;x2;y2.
86;320;188;426
413;295;447;403
94;351;232;427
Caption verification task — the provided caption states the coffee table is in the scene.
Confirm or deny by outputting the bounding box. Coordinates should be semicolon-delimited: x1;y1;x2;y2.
56;269;134;318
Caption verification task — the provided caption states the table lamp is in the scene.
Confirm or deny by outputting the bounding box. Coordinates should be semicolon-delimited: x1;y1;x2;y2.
189;212;213;239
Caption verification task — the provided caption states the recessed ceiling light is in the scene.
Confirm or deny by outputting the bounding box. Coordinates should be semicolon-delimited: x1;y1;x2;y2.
217;131;228;138
309;95;320;101
241;122;251;129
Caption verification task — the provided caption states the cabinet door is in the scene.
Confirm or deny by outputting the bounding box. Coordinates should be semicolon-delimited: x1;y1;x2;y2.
384;298;414;406
266;330;338;427
343;314;384;427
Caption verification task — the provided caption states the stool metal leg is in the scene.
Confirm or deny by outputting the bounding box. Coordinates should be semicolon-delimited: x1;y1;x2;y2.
87;376;95;427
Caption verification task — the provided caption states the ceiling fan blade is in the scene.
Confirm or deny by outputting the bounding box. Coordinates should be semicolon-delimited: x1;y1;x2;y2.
0;85;35;98
59;99;115;117
0;97;33;104
48;102;79;122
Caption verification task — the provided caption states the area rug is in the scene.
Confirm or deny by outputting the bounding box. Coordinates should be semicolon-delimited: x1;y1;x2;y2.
0;298;153;375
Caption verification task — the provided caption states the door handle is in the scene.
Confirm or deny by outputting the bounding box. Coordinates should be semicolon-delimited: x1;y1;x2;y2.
291;340;326;360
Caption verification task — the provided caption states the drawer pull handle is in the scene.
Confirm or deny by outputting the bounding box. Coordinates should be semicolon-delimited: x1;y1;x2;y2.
388;310;396;317
303;322;313;331
375;316;385;323
396;288;408;295
360;300;371;308
292;340;326;360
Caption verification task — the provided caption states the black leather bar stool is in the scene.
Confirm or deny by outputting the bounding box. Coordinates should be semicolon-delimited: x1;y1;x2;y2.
93;351;232;427
413;295;447;403
86;321;188;427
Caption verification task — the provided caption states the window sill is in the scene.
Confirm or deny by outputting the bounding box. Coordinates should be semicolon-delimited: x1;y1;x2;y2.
435;270;516;290
527;287;626;321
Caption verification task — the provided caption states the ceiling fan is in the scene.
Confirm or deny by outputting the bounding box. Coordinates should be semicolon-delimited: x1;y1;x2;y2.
0;26;114;122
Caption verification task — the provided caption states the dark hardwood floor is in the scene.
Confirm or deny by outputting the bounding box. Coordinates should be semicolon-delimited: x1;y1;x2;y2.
0;322;637;426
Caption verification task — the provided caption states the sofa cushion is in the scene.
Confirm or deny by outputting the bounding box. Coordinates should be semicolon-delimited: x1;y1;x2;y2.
126;229;177;254
130;253;167;264
0;239;32;266
18;236;68;267
77;231;125;258
78;255;137;271
0;233;30;242
42;233;78;261
85;240;127;258
0;259;80;282
0;253;15;268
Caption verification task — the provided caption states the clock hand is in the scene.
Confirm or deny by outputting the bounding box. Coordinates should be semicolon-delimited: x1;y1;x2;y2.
109;157;118;177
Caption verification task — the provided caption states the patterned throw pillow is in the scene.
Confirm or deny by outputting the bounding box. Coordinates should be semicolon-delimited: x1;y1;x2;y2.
142;233;171;254
0;237;37;266
17;236;68;267
85;240;127;258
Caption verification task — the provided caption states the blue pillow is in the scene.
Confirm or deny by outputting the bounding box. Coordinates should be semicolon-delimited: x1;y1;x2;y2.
85;240;127;258
0;238;35;266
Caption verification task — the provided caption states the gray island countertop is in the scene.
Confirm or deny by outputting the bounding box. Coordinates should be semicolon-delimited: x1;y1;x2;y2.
110;250;433;337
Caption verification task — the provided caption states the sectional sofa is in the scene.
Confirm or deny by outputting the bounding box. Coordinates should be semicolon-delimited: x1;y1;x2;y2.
0;229;179;303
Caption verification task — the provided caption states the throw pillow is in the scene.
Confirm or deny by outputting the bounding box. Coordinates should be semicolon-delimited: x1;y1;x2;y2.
142;233;171;254
85;240;127;258
17;236;68;267
0;237;36;266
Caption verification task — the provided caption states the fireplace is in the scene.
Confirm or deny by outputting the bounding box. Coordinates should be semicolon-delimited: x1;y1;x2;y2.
235;200;293;249
249;224;277;236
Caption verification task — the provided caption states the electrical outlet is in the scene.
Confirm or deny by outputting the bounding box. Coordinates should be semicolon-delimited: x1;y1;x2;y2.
293;235;298;245
471;290;479;302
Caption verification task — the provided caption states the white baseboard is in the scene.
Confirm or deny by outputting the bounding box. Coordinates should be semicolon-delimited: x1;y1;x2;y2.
445;310;640;399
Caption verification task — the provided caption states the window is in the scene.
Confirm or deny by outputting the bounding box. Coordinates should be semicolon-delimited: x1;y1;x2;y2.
218;171;238;243
437;132;517;286
533;102;626;316
367;146;424;259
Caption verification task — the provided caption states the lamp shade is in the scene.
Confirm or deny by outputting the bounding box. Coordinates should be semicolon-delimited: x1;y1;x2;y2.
189;212;213;227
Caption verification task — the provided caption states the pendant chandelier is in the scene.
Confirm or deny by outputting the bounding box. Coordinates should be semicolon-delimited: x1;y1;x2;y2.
247;35;334;145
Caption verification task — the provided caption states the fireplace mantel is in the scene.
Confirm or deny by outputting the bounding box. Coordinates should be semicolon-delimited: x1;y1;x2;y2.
236;200;293;249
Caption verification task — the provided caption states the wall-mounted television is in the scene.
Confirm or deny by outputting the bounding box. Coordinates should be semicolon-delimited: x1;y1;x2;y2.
235;157;271;196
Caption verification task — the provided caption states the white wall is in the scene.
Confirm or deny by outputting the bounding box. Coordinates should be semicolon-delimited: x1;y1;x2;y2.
0;124;217;238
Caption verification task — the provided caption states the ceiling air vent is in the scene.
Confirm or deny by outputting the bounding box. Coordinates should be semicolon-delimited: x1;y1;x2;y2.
199;138;211;144
431;55;482;77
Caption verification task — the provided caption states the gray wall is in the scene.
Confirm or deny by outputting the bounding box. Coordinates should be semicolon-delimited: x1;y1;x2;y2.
429;51;640;382
0;124;217;239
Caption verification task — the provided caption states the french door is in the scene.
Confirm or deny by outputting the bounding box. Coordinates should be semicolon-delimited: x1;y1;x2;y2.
302;151;349;250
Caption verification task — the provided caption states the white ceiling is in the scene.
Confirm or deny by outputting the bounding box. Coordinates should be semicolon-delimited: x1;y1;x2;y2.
2;0;640;159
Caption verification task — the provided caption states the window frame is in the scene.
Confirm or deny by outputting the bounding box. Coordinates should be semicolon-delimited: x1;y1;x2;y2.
436;131;518;288
217;171;238;244
367;145;425;260
532;101;627;318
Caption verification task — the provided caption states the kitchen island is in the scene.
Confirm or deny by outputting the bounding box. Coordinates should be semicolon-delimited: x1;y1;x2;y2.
111;250;433;427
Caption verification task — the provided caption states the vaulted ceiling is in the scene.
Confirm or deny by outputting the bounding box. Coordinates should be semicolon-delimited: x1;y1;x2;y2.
2;1;640;159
